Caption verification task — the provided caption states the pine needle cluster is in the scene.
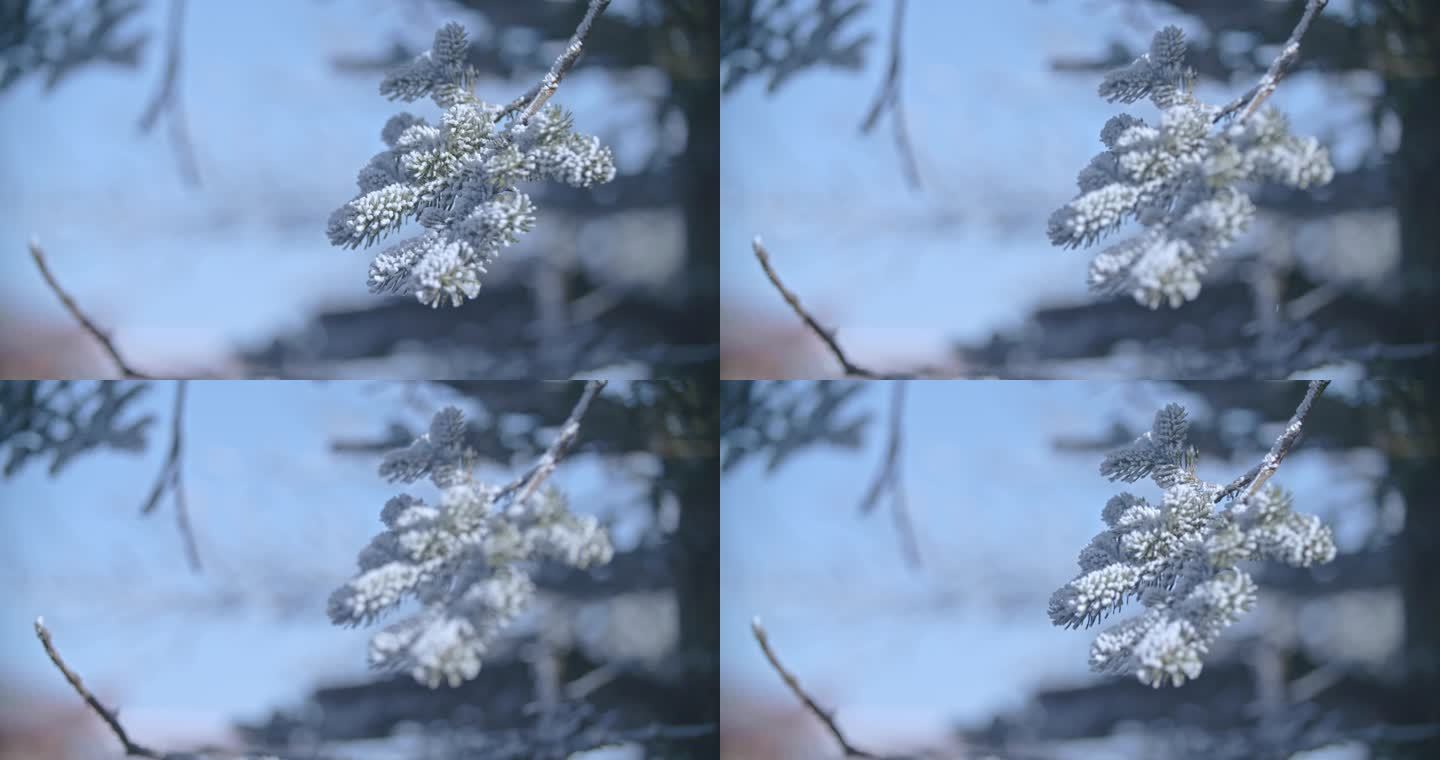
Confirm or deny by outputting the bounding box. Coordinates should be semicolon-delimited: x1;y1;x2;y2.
328;406;613;688
1049;26;1334;308
1049;402;1336;687
327;23;617;307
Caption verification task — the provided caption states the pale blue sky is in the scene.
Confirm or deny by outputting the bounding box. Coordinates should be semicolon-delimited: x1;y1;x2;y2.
0;380;650;753
720;380;1375;753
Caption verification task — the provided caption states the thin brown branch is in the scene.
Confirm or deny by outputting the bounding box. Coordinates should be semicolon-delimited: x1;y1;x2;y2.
33;617;163;758
858;0;920;189
28;240;153;379
1214;379;1331;503
136;0;199;186
497;0;612;123
139;381;201;572
172;461;202;573
751;237;912;379
857;381;921;569
1213;0;1330;123
496;379;607;507
751;617;885;758
887;465;920;567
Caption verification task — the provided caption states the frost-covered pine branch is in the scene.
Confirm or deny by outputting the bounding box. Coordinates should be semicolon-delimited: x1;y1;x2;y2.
1048;21;1334;309
1049;387;1337;688
327;20;617;308
328;382;614;689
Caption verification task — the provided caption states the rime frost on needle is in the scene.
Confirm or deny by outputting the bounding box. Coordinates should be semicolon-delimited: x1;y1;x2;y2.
1049;25;1334;309
327;22;616;308
1049;402;1336;688
329;405;613;688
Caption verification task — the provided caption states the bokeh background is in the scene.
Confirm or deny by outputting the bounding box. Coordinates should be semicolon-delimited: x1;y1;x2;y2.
720;0;1439;379
0;379;719;759
2;0;718;379
720;379;1440;758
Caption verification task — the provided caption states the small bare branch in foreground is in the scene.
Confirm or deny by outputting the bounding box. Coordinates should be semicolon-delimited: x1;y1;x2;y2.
752;237;917;379
34;617;162;758
752;616;890;758
28;240;153;379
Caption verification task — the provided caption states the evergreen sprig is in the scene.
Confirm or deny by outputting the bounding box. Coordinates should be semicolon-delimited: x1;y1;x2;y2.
1049;25;1334;309
327;22;617;308
1049;401;1336;688
329;402;613;689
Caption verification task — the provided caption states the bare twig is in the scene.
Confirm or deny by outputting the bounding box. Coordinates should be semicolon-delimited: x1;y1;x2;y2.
1214;379;1331;502
859;0;920;189
33;617;163;758
140;381;201;572
136;0;199;185
753;612;1067;760
497;0;612;123
857;381;921;569
495;379;606;507
751;237;913;379
1213;0;1329;123
171;446;202;572
28;240;153;379
751;617;885;758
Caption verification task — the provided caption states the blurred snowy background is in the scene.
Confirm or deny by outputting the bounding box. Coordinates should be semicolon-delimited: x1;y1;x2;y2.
0;379;718;759
720;379;1438;758
721;0;1432;379
2;0;718;379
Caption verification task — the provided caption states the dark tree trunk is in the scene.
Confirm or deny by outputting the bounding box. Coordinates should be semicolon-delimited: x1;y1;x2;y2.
1381;6;1440;748
660;377;721;758
1383;1;1440;349
1387;385;1440;758
670;0;722;362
